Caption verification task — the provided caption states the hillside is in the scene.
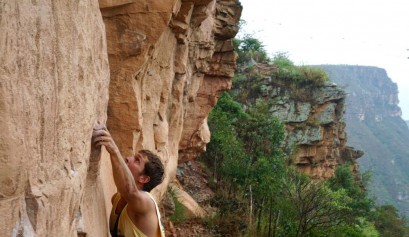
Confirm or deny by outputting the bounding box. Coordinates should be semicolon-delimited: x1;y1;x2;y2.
318;65;409;217
191;49;409;235
166;40;409;236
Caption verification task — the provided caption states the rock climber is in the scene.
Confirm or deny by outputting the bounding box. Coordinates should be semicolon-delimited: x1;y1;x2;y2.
92;124;165;237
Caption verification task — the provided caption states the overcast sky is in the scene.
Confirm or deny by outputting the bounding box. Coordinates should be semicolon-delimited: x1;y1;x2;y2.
239;0;409;120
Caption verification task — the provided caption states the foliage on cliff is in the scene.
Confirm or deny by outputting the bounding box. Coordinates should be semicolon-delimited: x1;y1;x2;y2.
202;91;409;236
234;39;329;104
271;52;329;87
198;37;409;236
234;34;270;64
234;35;328;89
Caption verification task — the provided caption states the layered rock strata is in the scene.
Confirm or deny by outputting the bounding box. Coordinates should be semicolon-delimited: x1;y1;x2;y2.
100;0;241;209
0;0;241;236
270;84;362;178
232;64;363;179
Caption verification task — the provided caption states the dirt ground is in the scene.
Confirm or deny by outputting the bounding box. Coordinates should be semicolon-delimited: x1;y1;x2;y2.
162;160;220;237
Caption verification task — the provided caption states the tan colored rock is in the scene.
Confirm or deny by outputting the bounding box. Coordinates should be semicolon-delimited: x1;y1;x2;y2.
0;0;241;235
169;182;207;218
99;0;135;9
0;1;115;236
286;93;363;179
101;0;242;201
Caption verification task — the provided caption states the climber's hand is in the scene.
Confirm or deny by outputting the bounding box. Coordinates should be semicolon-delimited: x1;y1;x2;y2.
92;125;120;155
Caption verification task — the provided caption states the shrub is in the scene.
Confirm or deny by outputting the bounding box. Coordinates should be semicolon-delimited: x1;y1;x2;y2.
234;35;269;64
299;66;329;86
272;52;329;87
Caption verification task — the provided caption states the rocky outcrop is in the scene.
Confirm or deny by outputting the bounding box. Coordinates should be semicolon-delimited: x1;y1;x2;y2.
0;0;241;236
272;84;362;178
232;64;362;179
100;0;241;200
319;65;409;217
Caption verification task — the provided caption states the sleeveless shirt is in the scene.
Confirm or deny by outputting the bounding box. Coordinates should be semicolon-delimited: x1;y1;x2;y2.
109;192;165;237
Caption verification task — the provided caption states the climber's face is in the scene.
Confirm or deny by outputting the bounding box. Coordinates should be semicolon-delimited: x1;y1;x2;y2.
125;152;150;187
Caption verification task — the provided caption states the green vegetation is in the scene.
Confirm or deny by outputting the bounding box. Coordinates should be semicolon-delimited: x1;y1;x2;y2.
271;52;329;87
202;92;409;236
168;188;187;224
234;34;270;64
318;65;409;218
372;205;409;236
234;35;328;88
233;37;329;103
197;38;409;236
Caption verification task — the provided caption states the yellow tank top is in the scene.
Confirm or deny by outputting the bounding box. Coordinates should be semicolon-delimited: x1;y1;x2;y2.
109;192;165;237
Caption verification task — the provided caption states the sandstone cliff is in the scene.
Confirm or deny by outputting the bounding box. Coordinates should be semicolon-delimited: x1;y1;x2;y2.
232;64;363;179
0;0;241;236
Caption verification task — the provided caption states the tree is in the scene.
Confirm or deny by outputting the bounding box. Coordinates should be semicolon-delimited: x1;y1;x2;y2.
204;92;247;190
328;165;374;218
372;205;409;236
234;34;269;64
202;93;288;236
280;172;351;237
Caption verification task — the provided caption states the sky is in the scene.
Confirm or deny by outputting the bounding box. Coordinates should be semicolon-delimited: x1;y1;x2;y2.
239;0;409;120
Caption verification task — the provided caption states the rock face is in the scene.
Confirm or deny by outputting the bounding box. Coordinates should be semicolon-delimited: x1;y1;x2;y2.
0;1;113;236
272;84;362;178
0;0;241;236
100;0;241;205
319;65;409;217
232;64;362;179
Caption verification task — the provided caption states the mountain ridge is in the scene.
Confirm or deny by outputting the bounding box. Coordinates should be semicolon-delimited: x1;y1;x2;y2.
318;65;409;216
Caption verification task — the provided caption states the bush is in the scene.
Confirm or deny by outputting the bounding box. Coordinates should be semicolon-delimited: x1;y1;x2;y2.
234;35;270;64
272;52;329;87
299;66;329;86
372;205;409;236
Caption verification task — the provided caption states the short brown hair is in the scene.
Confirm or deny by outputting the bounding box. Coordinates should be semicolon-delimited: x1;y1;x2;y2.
140;150;165;192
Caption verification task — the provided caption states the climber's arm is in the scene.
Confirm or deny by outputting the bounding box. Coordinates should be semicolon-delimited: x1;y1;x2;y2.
92;126;151;214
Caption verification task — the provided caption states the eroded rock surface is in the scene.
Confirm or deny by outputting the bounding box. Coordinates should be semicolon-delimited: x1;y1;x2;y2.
100;0;241;200
0;0;241;236
0;1;114;236
271;83;362;178
232;64;363;179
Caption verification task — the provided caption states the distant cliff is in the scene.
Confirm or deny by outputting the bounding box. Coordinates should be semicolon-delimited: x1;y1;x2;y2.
319;65;409;217
231;63;362;179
